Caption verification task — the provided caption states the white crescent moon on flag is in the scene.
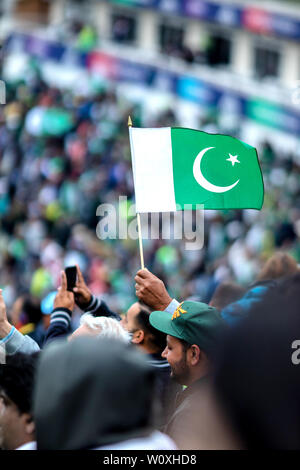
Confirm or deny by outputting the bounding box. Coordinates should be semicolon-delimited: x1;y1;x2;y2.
193;147;239;193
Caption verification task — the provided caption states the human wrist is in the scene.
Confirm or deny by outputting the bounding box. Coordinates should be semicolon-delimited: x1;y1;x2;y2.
158;294;173;311
52;304;74;316
51;307;73;315
0;320;13;339
80;293;93;310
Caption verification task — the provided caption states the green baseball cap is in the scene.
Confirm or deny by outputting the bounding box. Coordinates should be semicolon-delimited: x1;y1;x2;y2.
150;301;225;355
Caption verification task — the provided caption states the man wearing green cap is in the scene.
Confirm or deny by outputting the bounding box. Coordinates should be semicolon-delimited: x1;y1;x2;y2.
149;300;225;442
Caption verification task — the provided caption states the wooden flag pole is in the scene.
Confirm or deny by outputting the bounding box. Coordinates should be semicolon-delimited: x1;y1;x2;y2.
137;213;145;270
128;116;145;269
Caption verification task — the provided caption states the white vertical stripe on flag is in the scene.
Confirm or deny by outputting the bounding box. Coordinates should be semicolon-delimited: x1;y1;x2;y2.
129;127;176;213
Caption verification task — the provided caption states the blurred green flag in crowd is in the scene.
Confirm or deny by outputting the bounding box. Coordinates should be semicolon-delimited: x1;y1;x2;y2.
77;25;98;51
129;127;264;212
25;107;73;137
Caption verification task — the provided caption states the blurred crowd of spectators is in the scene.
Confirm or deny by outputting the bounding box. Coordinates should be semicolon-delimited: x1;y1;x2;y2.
0;60;300;343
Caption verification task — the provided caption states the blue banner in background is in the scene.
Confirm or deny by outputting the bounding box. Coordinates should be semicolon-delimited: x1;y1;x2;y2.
26;36;51;58
48;43;66;62
6;33;88;68
109;0;300;40
108;0;159;8
183;1;242;28
156;0;182;15
269;12;300;40
4;33;300;136
117;59;155;84
149;69;177;94
210;3;242;28
182;0;209;20
177;76;218;107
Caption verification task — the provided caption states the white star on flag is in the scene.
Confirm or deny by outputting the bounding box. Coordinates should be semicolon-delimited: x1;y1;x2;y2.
226;154;240;166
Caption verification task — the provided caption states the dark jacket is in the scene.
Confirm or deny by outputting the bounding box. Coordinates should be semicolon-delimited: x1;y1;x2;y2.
146;352;181;427
165;376;209;437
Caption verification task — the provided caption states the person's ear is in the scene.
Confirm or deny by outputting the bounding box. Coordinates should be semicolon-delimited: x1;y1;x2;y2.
188;344;201;366
23;414;35;436
131;329;144;344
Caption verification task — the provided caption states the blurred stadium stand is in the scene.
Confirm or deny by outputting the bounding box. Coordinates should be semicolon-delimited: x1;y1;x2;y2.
0;0;300;152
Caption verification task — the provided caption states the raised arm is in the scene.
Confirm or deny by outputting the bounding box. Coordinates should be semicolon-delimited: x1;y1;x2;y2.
44;271;75;346
74;265;120;320
0;289;40;355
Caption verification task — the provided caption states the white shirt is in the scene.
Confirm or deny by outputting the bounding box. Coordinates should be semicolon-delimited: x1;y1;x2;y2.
94;431;177;450
15;441;37;450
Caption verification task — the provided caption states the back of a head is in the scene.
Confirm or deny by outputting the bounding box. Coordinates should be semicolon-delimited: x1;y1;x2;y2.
34;337;156;450
23;297;43;325
256;252;298;282
137;302;167;353
213;287;300;449
80;313;131;343
0;352;37;415
278;271;300;298
210;282;246;311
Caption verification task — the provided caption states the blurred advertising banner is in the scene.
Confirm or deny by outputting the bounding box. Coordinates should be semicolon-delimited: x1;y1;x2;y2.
242;7;300;39
246;99;300;135
109;0;159;7
87;52;118;79
117;59;155;84
108;0;300;39
5;32;300;136
177;76;222;107
5;34;88;68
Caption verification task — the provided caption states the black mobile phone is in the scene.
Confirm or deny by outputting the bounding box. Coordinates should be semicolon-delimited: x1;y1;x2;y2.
65;266;77;292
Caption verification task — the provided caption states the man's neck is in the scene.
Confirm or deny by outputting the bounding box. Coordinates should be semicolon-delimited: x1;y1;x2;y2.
137;342;160;355
7;436;34;451
185;368;209;387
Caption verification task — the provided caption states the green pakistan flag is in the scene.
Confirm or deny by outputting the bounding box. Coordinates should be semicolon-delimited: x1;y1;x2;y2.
171;128;264;210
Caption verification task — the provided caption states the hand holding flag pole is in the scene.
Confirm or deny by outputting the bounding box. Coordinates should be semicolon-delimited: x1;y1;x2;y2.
128;116;145;269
